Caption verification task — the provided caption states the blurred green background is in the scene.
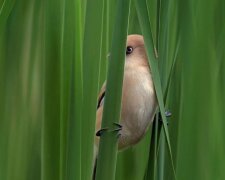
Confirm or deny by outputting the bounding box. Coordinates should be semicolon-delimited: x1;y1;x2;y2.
0;0;225;180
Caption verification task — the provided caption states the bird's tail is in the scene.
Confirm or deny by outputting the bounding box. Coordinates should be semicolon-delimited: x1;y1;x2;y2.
92;143;98;180
92;157;97;180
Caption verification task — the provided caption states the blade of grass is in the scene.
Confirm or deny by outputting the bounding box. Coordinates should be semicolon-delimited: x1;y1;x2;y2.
144;114;161;180
156;0;161;50
134;0;176;178
0;0;15;26
128;1;141;34
42;0;63;179
99;0;109;87
157;126;166;180
81;0;104;179
157;1;179;179
0;1;42;179
167;1;225;179
60;2;70;179
158;0;179;94
61;0;83;179
95;0;131;179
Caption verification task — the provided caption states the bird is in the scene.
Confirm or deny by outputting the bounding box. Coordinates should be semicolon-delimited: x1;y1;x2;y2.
93;34;157;174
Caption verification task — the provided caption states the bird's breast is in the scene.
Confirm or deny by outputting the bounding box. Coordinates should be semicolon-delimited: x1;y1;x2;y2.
119;67;157;149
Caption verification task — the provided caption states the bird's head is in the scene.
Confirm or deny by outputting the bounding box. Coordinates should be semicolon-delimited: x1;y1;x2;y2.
125;34;149;67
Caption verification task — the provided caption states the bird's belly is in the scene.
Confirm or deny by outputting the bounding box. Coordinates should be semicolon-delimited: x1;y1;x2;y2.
118;75;156;150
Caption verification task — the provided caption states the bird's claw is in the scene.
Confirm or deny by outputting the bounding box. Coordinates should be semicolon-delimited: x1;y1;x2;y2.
165;110;172;117
158;110;172;125
112;122;122;138
96;123;122;138
112;122;122;131
96;128;108;137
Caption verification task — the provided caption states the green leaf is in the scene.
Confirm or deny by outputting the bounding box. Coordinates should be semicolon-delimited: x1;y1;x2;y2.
42;0;63;179
95;0;131;180
81;0;105;179
61;0;83;179
134;0;176;178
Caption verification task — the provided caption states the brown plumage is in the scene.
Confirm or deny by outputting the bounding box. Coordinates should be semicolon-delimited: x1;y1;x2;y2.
94;34;157;157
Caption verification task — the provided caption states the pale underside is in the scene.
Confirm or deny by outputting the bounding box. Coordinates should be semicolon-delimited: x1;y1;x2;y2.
95;63;157;151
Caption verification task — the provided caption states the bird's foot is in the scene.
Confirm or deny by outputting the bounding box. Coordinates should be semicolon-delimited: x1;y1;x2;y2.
96;123;122;138
112;122;122;138
165;110;172;117
158;110;172;125
96;128;109;137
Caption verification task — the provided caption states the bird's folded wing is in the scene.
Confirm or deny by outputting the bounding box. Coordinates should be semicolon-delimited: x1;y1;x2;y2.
97;82;106;109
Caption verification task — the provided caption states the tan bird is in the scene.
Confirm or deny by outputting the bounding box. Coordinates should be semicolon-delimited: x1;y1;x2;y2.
94;34;157;159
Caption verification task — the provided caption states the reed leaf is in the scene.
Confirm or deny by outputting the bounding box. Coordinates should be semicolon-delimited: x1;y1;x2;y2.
134;0;176;178
95;0;131;180
42;0;63;179
0;0;225;180
81;0;104;179
61;0;83;179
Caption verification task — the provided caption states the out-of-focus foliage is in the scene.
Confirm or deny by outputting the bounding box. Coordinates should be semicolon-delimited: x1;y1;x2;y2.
0;0;224;180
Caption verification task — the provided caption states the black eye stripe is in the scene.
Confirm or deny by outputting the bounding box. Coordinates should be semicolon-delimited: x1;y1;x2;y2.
126;46;133;55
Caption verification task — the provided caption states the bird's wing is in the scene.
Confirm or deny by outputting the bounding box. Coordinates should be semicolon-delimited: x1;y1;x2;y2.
96;82;106;138
97;82;106;109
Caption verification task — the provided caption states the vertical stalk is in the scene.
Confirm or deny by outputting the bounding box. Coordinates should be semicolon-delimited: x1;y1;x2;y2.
81;0;104;179
157;130;165;180
134;0;176;178
95;0;131;180
61;0;83;179
42;0;63;179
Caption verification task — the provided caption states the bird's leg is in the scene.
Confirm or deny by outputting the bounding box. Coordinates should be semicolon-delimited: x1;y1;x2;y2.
158;110;172;125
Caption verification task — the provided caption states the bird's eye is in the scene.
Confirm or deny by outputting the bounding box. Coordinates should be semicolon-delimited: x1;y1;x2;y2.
126;46;133;55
